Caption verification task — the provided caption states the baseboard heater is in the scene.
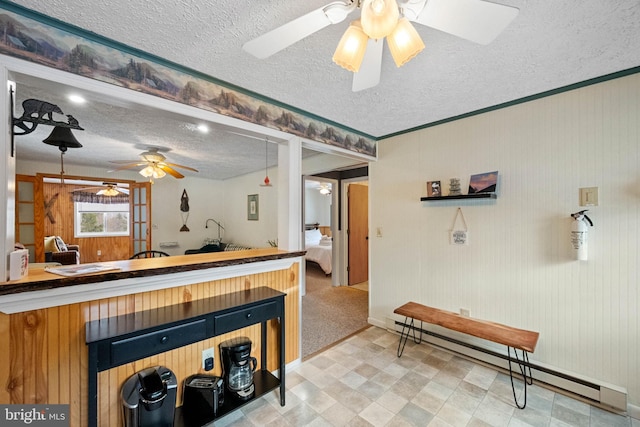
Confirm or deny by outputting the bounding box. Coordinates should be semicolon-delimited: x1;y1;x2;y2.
388;318;627;412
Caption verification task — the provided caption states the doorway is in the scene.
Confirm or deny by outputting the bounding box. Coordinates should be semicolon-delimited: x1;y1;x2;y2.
301;172;370;358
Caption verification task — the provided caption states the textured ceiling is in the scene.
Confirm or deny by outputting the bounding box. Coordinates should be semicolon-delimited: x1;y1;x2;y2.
7;0;640;179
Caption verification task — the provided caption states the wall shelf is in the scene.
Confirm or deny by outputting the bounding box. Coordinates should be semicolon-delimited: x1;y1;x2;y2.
420;193;497;201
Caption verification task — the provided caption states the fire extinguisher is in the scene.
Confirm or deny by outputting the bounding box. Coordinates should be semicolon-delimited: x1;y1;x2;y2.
570;210;593;260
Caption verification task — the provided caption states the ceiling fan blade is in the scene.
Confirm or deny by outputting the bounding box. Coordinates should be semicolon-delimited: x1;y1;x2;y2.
413;0;519;45
159;165;184;179
164;162;199;172
352;38;383;92
243;1;355;59
109;160;144;165
109;163;146;172
72;186;102;192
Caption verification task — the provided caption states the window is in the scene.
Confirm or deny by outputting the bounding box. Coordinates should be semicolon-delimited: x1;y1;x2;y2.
75;201;130;237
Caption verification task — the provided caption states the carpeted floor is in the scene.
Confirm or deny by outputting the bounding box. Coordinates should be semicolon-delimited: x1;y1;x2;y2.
302;263;369;358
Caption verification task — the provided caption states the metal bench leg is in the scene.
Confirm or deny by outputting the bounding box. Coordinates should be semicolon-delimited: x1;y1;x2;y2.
397;317;423;357
507;347;533;409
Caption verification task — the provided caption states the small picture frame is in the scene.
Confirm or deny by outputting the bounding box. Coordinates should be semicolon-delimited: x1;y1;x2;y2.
247;194;259;220
468;171;498;194
426;181;441;197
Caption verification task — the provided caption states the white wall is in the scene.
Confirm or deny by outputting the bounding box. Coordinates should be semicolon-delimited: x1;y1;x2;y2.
221;168;279;249
150;175;226;254
369;72;640;408
305;187;331;226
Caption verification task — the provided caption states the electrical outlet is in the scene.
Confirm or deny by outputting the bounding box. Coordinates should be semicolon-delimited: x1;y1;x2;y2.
460;308;470;317
97;250;101;256
202;348;214;371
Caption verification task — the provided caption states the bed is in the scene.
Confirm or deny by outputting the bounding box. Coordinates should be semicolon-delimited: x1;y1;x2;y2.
305;227;332;275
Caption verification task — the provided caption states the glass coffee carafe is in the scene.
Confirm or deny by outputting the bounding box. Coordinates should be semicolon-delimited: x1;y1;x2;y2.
220;337;258;400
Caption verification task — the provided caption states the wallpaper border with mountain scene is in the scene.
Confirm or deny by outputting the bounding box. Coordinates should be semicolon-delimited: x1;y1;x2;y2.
0;3;376;158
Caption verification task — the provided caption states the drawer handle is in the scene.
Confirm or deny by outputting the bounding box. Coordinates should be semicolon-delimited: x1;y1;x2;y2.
246;312;252;319
160;336;169;344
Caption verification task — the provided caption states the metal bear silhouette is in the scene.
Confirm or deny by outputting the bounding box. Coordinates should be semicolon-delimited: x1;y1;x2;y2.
20;99;64;121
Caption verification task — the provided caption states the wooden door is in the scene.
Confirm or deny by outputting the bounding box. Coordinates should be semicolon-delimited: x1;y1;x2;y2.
130;181;152;256
348;183;368;285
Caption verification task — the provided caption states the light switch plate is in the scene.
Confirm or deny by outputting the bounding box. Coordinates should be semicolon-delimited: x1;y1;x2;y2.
580;187;599;206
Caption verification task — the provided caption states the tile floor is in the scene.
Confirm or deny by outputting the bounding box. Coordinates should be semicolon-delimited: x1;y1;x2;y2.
214;327;638;427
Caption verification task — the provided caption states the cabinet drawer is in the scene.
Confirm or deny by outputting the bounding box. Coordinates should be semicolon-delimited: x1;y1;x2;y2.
111;319;207;366
215;302;277;334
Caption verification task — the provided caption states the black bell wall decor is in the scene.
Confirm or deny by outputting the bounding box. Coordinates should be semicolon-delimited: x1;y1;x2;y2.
9;86;84;157
43;126;83;184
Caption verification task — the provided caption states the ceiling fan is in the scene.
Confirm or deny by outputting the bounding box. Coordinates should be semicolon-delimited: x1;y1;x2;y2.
243;0;519;91
72;182;129;196
109;147;199;181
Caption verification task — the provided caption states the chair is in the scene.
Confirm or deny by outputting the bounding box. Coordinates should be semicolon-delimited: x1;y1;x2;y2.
44;236;80;265
129;250;170;259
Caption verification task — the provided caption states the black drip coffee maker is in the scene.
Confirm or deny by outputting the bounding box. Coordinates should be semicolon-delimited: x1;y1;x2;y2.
219;337;258;400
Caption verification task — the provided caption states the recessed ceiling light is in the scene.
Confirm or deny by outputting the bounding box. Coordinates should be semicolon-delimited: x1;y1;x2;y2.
68;94;86;104
197;124;209;133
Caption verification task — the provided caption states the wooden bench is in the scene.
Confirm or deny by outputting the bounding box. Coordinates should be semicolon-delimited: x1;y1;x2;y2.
394;302;539;409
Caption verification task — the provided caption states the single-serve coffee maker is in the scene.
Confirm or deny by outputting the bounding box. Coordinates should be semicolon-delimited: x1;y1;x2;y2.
121;366;177;427
219;337;258;400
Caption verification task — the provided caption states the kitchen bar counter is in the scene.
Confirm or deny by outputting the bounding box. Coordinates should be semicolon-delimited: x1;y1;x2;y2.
0;248;303;426
0;248;304;313
1;248;304;293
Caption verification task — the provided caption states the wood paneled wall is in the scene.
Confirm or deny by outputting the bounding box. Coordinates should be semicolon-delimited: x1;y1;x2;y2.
43;182;130;262
0;263;300;427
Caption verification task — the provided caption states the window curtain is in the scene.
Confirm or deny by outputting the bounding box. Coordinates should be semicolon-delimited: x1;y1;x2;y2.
72;191;129;204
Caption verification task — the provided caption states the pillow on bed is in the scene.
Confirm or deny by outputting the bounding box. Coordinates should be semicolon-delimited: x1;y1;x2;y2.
305;229;322;245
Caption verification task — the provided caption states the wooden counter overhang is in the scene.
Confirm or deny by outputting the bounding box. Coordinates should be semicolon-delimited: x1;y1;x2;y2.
0;248;306;314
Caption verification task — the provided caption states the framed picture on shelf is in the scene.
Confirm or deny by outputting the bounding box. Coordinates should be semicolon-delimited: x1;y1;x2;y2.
468;171;498;194
426;181;441;197
247;194;259;220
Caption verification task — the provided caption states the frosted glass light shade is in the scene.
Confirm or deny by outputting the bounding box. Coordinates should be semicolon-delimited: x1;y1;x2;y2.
332;20;369;72
97;187;119;196
361;0;399;39
387;18;425;67
140;165;166;179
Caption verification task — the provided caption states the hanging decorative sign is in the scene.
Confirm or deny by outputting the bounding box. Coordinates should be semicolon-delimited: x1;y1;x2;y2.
180;189;190;232
450;207;469;245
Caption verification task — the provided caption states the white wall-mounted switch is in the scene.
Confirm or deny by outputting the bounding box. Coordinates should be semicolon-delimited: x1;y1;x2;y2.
579;187;599;206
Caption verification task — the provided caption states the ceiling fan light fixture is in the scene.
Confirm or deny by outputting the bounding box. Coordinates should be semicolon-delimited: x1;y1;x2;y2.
387;18;425;67
97;187;120;196
332;20;369;72
361;0;399;39
139;165;166;180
